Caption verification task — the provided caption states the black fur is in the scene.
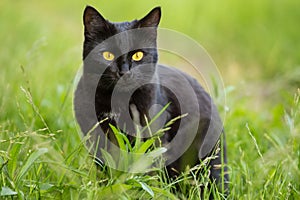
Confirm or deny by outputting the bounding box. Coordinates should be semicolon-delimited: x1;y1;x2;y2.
74;5;229;195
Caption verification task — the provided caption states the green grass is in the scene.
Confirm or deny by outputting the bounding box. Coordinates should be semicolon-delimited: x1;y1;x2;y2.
1;0;300;199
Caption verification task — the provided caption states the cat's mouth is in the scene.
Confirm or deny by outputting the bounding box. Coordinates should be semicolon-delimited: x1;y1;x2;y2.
114;72;140;91
117;71;133;81
98;72;135;91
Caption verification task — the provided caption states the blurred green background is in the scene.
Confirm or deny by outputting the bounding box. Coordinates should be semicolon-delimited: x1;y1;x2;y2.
1;0;299;117
0;0;299;198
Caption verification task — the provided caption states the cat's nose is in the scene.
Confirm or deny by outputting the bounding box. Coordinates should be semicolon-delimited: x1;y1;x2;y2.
119;63;130;76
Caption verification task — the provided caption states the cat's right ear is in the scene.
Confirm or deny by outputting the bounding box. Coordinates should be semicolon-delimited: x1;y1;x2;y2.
137;7;161;28
83;6;109;36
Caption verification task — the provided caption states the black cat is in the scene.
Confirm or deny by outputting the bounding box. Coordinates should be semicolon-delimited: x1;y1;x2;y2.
74;5;228;194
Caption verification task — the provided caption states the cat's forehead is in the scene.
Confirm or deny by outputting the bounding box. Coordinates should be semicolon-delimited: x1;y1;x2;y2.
112;21;137;33
100;22;136;53
98;20;156;54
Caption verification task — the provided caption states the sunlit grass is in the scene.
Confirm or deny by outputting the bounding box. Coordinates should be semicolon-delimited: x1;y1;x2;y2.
1;0;300;199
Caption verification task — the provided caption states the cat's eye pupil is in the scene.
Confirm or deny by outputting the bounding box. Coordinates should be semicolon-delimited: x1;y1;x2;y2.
132;51;144;61
102;51;115;61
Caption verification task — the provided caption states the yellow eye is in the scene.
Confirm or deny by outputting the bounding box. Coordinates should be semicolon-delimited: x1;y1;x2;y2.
102;51;115;61
132;51;144;61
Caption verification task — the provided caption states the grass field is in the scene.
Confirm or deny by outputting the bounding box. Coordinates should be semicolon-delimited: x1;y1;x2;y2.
1;0;299;199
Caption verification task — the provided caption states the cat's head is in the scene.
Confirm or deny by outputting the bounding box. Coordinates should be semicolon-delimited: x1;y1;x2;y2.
82;6;161;90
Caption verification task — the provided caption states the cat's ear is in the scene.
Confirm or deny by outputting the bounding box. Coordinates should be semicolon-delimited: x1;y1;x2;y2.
137;7;161;28
83;6;109;36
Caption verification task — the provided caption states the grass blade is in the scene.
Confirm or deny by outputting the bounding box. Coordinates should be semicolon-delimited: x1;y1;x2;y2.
147;147;167;159
138;181;154;197
15;148;48;186
136;138;155;154
140;103;170;134
0;186;18;196
109;124;127;151
100;149;116;169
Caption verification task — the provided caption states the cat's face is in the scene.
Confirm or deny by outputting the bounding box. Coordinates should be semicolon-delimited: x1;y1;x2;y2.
82;6;161;90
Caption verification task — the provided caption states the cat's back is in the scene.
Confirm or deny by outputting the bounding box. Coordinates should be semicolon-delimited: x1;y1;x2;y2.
156;64;223;159
157;64;212;112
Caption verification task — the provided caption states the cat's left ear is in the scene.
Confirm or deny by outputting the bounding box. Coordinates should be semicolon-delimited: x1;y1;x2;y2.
137;7;161;28
83;6;110;36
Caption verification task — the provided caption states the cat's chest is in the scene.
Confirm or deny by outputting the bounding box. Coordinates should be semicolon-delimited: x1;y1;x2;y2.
101;112;121;121
95;86;154;115
107;102;142;118
99;103;143;135
99;103;140;120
